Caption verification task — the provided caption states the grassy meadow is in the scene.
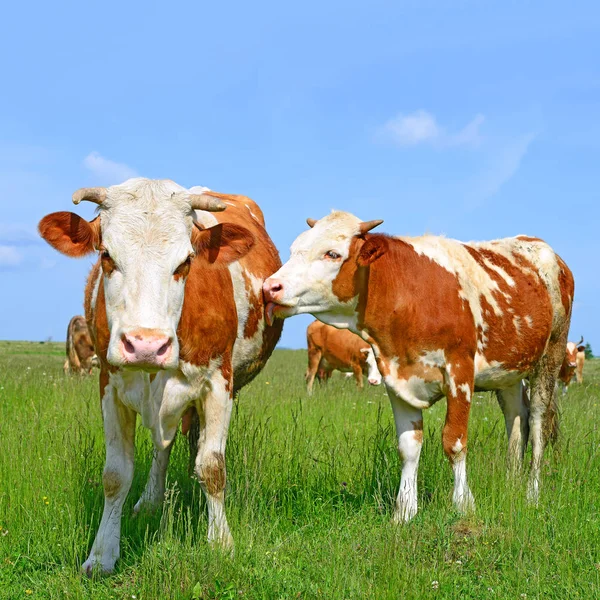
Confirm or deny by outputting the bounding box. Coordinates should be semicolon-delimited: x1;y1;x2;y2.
1;340;600;599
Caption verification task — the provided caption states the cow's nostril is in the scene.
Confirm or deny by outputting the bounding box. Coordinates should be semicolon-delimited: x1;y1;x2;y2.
157;339;171;356
122;336;135;354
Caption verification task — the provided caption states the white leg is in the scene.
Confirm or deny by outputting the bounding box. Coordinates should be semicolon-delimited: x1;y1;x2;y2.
133;442;174;515
82;384;136;575
451;456;474;513
194;370;234;551
389;392;423;523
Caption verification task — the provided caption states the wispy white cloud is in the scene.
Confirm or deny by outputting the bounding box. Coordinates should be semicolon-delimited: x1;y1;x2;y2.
465;132;537;208
83;151;138;184
0;245;23;268
379;110;485;148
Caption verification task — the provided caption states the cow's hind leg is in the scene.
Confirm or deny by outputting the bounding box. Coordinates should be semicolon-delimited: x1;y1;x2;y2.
133;442;174;515
496;380;529;473
353;365;364;390
305;348;322;395
527;352;562;503
194;369;234;551
82;380;136;575
389;392;423;522
443;361;475;514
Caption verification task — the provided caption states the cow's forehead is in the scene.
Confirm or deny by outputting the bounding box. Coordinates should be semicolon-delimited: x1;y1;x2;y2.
290;211;363;254
98;178;197;256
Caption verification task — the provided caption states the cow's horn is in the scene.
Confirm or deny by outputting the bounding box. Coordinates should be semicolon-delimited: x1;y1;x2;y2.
72;187;107;205
189;194;227;212
306;218;317;228
359;219;384;234
576;336;584;346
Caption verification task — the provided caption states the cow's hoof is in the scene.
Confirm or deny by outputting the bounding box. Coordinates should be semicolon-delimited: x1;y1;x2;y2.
392;504;417;524
133;496;161;516
81;556;115;578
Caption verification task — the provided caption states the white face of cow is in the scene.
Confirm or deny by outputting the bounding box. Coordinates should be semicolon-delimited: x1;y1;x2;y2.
39;178;253;372
565;342;578;368
263;212;364;324
99;179;197;369
361;347;382;386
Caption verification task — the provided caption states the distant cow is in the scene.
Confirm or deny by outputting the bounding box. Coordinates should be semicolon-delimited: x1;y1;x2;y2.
64;315;98;375
39;178;283;575
264;211;574;520
559;336;585;390
306;320;381;393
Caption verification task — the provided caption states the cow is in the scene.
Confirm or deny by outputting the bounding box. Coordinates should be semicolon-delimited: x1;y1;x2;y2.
263;211;574;521
558;336;585;391
64;315;98;375
38;178;283;574
305;320;381;393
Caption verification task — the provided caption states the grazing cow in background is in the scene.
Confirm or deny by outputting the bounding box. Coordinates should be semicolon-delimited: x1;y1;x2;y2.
64;315;98;375
39;178;283;574
306;320;381;393
558;336;584;391
264;211;574;520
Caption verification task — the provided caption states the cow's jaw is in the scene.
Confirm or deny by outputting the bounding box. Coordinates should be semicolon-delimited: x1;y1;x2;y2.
264;211;362;325
364;348;382;386
101;180;195;370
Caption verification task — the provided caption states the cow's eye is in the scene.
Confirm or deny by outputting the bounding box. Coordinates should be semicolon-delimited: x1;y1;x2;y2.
174;255;193;279
100;249;116;275
324;251;341;260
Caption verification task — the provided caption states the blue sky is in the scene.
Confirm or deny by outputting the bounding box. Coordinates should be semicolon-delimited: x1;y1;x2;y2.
1;1;598;350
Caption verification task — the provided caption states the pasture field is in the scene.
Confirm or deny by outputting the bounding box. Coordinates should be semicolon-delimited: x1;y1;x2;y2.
1;341;600;599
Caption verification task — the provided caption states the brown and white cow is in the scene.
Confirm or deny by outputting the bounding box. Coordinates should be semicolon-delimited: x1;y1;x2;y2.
263;211;574;520
39;178;283;574
63;315;98;375
306;320;381;393
559;336;585;391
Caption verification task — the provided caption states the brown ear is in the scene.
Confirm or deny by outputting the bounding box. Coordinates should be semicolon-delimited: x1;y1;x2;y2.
577;346;586;353
357;236;388;266
192;223;255;265
38;212;100;257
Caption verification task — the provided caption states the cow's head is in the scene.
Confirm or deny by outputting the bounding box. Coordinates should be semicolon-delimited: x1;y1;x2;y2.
39;178;254;370
360;347;382;386
263;211;383;326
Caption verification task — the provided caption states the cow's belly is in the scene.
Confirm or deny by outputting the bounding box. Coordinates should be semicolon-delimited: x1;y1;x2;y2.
321;354;353;373
474;353;526;391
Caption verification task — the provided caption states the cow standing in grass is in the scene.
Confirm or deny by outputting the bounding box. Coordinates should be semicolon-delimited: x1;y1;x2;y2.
64;315;98;375
263;212;573;520
305;320;381;393
559;336;585;391
39;178;283;574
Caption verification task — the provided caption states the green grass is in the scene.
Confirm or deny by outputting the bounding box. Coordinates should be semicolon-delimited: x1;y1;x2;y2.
1;342;600;599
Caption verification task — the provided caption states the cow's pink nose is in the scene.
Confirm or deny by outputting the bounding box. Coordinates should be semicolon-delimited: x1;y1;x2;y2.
369;378;381;386
263;278;284;302
121;329;173;366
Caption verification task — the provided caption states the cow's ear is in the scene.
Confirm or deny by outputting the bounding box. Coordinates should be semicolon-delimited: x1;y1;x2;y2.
38;212;100;257
577;345;586;353
357;236;388;266
359;348;370;354
192;222;255;265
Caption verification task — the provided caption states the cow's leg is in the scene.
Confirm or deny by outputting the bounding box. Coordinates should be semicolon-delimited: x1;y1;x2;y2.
133;441;174;515
496;381;529;472
306;348;322;394
82;381;136;575
389;392;423;522
353;364;364;389
195;373;234;551
443;362;475;514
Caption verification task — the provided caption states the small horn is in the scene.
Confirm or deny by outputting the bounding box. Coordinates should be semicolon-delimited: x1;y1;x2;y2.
359;219;384;234
576;336;584;346
72;187;107;205
306;218;317;228
189;194;227;212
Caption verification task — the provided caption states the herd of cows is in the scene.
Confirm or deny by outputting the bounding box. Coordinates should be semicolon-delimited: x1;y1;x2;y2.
40;177;584;575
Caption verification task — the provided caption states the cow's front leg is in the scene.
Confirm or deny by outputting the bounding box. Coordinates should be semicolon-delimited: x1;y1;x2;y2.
133;441;174;515
389;392;423;523
194;370;234;551
443;361;475;514
83;383;136;575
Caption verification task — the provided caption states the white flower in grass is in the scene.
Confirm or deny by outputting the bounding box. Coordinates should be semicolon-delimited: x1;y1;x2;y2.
432;580;439;589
